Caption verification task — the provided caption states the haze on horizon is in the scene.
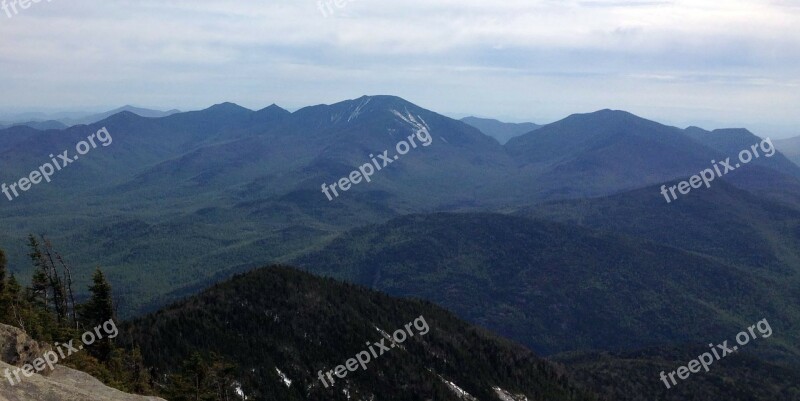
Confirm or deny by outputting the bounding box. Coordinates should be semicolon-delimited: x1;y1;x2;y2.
0;0;798;137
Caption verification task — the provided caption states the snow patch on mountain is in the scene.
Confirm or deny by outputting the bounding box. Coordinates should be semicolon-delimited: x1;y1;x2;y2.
233;381;248;400
390;109;431;134
348;97;372;122
275;367;292;388
437;375;478;401
493;386;529;401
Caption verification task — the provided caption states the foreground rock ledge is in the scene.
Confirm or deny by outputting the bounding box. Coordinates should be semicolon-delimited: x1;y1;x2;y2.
0;324;164;401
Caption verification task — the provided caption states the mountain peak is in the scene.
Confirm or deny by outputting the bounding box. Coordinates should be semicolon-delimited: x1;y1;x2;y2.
107;105;165;114
688;127;762;144
711;128;755;136
204;102;252;114
585;108;640;120
345;95;418;110
291;95;427;128
359;94;404;101
95;110;146;126
549;109;669;132
252;104;291;123
685;125;708;132
256;103;289;113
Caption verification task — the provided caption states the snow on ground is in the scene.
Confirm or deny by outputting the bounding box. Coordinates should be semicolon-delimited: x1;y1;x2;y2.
275;367;292;388
493;386;529;401
437;374;479;401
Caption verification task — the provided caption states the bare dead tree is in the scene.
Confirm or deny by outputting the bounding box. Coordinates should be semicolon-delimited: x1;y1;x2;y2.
41;237;68;324
11;302;26;334
56;253;78;329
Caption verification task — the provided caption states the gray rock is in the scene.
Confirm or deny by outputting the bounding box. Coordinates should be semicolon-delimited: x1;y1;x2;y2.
0;324;166;401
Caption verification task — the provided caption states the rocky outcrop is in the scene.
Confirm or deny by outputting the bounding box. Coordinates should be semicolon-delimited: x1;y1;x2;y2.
0;323;165;401
0;324;52;376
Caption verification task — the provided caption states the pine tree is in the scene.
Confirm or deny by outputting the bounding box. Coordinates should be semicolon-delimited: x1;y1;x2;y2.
82;268;115;361
0;249;7;322
85;268;114;325
7;274;21;302
0;248;7;294
0;246;154;395
28;235;51;311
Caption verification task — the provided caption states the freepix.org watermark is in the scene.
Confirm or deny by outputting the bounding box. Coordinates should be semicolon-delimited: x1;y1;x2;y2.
660;137;775;203
318;315;429;388
321;118;433;201
3;319;118;386
2;127;112;202
659;318;773;389
316;0;356;18
2;0;52;19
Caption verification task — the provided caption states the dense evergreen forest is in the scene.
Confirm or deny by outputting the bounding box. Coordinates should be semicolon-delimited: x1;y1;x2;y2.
0;239;239;401
121;265;598;401
0;238;596;401
2;237;798;401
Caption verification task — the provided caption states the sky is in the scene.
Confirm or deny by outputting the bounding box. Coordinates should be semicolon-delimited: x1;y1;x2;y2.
0;0;798;137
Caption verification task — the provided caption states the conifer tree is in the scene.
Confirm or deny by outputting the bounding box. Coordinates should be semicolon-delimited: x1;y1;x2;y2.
0;249;7;322
83;268;115;361
0;245;154;395
28;236;51;310
0;248;6;295
85;268;114;324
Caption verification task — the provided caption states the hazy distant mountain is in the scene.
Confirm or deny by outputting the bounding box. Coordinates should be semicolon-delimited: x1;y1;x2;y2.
0;120;68;130
684;126;800;178
461;116;541;144
0;110;87;122
489;110;800;202
680;127;800;206
498;109;722;201
27;120;69;130
60;105;181;126
0;106;180;128
776;135;800;166
123;266;595;401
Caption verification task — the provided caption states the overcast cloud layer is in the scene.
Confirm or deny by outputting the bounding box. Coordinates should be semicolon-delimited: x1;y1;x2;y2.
0;0;798;136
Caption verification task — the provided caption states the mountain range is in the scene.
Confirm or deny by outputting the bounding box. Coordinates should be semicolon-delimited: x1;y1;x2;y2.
2;94;799;399
0;106;180;130
1;95;798;315
0;120;69;131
